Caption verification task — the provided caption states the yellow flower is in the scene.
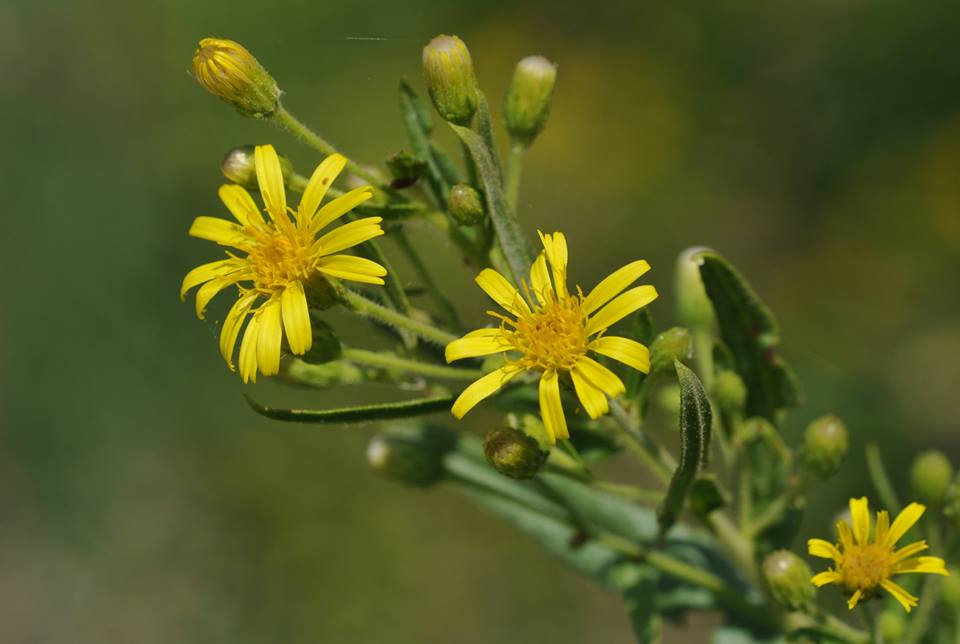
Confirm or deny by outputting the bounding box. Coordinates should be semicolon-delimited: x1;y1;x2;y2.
808;496;949;612
445;231;657;443
181;144;387;383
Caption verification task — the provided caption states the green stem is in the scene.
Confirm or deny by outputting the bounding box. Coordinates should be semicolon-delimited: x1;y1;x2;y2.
393;227;462;330
590;481;663;505
865;442;902;513
738;457;753;530
273;106;386;189
859;603;882;644
608;399;675;484
342;347;480;381
691;328;714;391
340;288;458;347
505;143;525;211
903;519;942;644
708;510;758;584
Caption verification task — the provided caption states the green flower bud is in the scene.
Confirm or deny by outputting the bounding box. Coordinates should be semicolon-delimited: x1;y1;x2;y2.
940;568;960;608
503;55;557;147
367;424;453;487
649;327;693;374
877;610;905;641
447;183;486;225
385;151;428;189
712;369;747;414
221;145;293;189
762;550;815;609
675;248;715;331
422;35;478;125
483;427;548;479
910;450;954;506
192;38;280;118
800;415;848;478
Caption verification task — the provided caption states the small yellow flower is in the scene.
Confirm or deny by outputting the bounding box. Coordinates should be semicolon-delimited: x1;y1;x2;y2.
445;231;657;443
808;496;949;612
181;144;387;383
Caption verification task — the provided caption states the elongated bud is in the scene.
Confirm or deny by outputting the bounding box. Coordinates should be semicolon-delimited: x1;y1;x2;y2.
800;415;848;478
221;145;293;189
367;425;452;487
762;550;814;609
649;327;693;374
483;427;548;479
448;183;486;225
911;450;954;506
192;38;280;118
422;35;478;125
503;55;557;146
712;369;747;414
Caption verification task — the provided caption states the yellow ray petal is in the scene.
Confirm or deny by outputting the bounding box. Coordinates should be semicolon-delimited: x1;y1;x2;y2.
281;281;312;355
894;556;948;575
314;217;384;255
254;144;286;220
846;589;863;610
811;571;841;587
195;274;244;319
876;510;890;546
537;231;568;297
181;259;243;300
298;153;347;222
475;268;531;316
220;292;259;369
238;314;261;384
314;254;387;284
529;253;553;305
880;580;918;613
807;538;842;562
311;186;375;233
836;520;854;549
451;366;520;419
570;365;609;419
892;540;928;563
572;355;625;398
256;299;283;377
445;328;510;362
586;285;658;336
589;336;651;373
218;184;264;227
850;497;870;546
583;260;651;315
885;502;925;548
188;216;246;246
539;369;568;442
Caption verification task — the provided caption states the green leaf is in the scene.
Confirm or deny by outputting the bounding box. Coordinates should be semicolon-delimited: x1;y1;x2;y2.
473;91;503;182
696;252;800;420
450;123;533;282
610;564;662;642
689;475;726;518
244;393;454;424
399;80;451;203
657;360;712;534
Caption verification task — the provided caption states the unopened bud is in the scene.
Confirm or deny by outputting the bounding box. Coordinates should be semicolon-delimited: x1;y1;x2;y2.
503;55;557;146
675;248;715;331
448;183;486;225
483;427;548;479
712;369;747;414
911;450;954;506
422;35;478;125
800;415;848;478
385;151;428;189
649;327;693;374
221;145;293;189
762;550;814;609
877;610;906;641
367;425;452;487
192;38;280;118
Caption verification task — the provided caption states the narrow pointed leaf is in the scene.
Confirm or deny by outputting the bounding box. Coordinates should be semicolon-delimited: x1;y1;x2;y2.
245;393;454;424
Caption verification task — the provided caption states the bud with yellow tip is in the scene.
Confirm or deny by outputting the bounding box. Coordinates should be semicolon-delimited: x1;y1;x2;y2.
422;35;478;125
221;145;293;189
192;38;280;118
503;55;557;146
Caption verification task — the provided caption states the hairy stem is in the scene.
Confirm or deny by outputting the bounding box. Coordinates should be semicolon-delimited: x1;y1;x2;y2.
505;143;525;211
342;347;480;381
393;227;462;330
340;288;458;347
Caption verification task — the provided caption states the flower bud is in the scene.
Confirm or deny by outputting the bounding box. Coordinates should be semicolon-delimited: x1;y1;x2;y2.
447;183;486;225
385;151;428;189
675;248;715;331
800;415;848;478
422;35;478;125
221;145;293;189
712;369;747;414
877;610;905;641
649;327;693;374
762;550;814;609
910;450;954;506
483;427;548;479
367;424;452;487
503;55;557;147
192;38;280;118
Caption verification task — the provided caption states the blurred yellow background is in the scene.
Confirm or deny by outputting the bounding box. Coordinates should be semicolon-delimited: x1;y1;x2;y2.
2;1;959;641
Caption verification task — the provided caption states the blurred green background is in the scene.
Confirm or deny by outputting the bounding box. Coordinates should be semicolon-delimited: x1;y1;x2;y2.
3;1;960;641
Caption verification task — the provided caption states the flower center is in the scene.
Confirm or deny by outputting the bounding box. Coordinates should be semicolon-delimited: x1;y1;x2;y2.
840;543;894;591
243;218;317;293
509;293;589;371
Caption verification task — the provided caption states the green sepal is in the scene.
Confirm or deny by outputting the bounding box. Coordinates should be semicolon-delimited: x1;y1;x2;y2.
695;252;800;420
244;393;454;424
657;360;712;535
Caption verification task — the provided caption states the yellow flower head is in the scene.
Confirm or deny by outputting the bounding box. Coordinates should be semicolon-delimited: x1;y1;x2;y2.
808;496;949;613
181;144;387;383
445;231;657;443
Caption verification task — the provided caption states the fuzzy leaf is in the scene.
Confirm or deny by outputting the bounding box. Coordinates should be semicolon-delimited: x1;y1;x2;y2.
696;252;800;420
245;393;454;424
